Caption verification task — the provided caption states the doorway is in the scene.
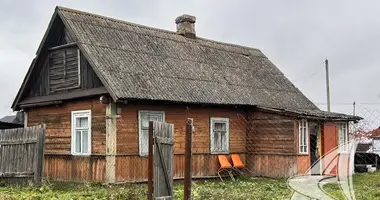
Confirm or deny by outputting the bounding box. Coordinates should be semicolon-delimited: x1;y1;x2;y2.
309;122;321;174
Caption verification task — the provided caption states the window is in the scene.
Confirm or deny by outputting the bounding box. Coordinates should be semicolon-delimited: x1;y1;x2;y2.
71;110;91;155
338;122;348;152
49;46;81;93
299;120;308;154
210;117;229;154
138;110;165;156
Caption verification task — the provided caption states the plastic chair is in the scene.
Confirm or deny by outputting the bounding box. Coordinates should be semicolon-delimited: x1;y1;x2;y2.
231;154;254;175
217;155;235;181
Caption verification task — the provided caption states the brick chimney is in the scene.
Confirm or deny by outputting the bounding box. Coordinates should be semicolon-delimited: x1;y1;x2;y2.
175;14;196;38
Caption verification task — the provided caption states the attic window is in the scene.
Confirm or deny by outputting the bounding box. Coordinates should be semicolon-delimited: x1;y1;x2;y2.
48;45;81;93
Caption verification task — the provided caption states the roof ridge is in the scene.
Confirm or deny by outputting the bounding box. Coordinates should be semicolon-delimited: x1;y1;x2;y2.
56;6;262;53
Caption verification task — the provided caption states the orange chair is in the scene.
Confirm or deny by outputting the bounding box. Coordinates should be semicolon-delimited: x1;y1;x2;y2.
231;154;254;175
217;155;235;181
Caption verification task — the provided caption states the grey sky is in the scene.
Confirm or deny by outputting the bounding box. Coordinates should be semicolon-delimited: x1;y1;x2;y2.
1;0;380;119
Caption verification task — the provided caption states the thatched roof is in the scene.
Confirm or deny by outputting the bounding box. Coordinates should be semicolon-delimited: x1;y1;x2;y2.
14;6;360;120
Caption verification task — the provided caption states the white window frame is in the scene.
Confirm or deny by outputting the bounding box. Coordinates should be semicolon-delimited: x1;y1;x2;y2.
138;110;165;156
338;122;349;153
210;117;230;154
71;110;91;155
299;119;309;154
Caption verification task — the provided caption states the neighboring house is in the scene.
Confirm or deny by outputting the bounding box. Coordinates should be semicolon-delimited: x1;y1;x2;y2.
11;6;361;183
370;127;380;155
356;143;372;153
0;112;24;129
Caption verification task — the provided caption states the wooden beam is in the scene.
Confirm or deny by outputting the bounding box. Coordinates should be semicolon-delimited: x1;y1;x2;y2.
48;42;76;51
19;101;63;109
105;102;117;184
148;121;154;200
184;118;193;200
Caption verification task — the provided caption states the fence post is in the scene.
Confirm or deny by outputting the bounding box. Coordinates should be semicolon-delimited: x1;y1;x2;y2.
34;125;46;183
148;121;154;200
184;118;193;200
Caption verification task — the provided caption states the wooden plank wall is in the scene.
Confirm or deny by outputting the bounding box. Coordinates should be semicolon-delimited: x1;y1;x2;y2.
44;155;105;181
27;98;106;182
115;104;247;182
27;98;106;155
245;111;300;178
115;153;245;182
24;15;103;99
245;154;298;178
247;111;297;154
117;104;246;155
0;126;46;184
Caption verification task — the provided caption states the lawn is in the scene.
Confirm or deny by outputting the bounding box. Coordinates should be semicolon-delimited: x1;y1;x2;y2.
0;172;379;200
0;177;291;200
323;171;380;200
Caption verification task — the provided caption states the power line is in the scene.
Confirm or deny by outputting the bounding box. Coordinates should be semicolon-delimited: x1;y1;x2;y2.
314;102;380;105
291;62;325;84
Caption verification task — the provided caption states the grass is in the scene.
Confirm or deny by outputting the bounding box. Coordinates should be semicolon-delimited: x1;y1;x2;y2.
0;176;291;200
323;171;380;200
1;172;380;200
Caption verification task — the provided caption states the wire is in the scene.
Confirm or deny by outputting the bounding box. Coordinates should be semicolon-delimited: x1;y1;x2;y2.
314;102;380;106
291;62;324;84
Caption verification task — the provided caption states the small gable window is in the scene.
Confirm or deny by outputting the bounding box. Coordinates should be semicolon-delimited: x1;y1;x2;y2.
138;110;165;156
299;119;308;154
71;110;91;155
210;117;229;154
49;46;81;93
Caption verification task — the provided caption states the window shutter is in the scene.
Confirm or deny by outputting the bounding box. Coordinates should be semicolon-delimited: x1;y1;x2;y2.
49;47;80;93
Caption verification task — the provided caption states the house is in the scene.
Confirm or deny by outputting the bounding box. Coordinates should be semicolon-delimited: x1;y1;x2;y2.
356;143;372;153
0;112;24;129
370;127;380;155
11;6;361;183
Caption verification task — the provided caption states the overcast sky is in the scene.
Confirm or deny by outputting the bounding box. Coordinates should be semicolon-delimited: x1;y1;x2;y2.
1;0;380;121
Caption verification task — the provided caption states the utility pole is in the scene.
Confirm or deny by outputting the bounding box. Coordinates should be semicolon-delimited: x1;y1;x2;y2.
325;59;331;112
353;101;356;116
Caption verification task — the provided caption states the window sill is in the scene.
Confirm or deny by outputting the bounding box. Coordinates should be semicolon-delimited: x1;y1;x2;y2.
210;152;229;155
71;153;92;156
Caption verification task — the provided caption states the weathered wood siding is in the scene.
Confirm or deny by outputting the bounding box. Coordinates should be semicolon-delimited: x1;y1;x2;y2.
115;104;247;181
27;97;106;181
246;154;298;177
27;50;103;97
44;155;105;181
22;15;103;100
0;126;45;184
48;47;80;93
115;154;246;182
246;111;300;177
247;111;297;154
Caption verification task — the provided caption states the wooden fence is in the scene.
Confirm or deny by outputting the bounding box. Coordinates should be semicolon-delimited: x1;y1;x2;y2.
0;126;46;184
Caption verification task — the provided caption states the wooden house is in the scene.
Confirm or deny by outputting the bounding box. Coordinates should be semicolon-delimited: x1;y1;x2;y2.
11;7;360;183
0;113;24;129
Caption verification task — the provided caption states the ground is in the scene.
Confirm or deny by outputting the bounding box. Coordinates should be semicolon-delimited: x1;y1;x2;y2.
0;172;379;200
